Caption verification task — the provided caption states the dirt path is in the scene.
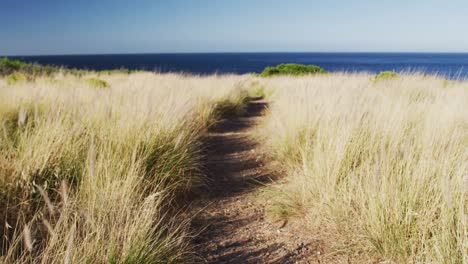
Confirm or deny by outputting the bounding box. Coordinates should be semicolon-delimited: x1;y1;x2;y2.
191;99;321;263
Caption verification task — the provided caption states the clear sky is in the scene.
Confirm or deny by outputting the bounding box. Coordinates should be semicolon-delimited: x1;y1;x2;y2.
1;0;467;55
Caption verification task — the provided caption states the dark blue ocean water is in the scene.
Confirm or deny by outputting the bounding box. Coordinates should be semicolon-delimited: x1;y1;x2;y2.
10;53;468;79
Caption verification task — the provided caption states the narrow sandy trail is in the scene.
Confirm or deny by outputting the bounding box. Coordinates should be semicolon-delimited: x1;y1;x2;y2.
191;99;320;263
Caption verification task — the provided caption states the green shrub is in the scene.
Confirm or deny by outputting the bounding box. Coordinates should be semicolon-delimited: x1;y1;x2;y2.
0;57;86;78
375;71;400;81
441;79;461;87
1;58;137;79
85;77;110;88
261;67;281;77
0;58;25;76
6;72;28;85
260;63;327;77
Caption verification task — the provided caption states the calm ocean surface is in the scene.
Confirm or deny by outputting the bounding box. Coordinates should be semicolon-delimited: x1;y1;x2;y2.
10;53;468;79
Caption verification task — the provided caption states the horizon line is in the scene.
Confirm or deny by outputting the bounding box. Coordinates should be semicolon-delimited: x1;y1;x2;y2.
4;51;468;57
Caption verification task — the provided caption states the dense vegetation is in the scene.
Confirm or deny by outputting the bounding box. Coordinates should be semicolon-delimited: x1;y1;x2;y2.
0;71;249;263
375;70;400;81
84;77;111;88
256;73;467;263
260;63;326;77
0;57;65;77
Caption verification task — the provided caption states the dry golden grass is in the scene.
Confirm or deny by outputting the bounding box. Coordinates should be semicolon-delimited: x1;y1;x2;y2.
2;70;466;263
257;73;467;263
0;72;249;263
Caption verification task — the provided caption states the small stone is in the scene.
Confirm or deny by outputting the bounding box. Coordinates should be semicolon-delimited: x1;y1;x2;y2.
238;237;251;243
278;219;288;229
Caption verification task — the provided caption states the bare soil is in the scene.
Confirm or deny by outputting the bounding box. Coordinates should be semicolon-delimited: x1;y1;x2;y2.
191;99;323;263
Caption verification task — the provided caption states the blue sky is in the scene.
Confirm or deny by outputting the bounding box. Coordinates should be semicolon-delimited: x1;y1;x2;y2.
1;0;467;55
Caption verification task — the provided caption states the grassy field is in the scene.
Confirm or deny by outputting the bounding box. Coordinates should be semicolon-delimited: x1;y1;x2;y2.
1;60;466;263
256;73;467;263
0;71;249;263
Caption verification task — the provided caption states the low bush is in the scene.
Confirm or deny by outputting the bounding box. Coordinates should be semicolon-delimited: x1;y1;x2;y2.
441;79;461;87
6;72;28;85
85;77;110;88
1;58;58;77
374;71;400;81
0;58;24;75
0;58;86;79
260;63;326;77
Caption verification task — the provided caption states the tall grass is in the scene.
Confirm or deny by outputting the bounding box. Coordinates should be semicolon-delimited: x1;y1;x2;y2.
0;72;249;263
257;73;467;263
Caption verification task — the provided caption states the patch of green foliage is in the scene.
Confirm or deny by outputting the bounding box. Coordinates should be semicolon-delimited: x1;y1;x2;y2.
1;58;145;82
0;58;23;75
374;71;400;81
442;79;460;88
1;57;87;80
1;57;59;77
85;77;110;89
6;72;28;85
260;63;327;77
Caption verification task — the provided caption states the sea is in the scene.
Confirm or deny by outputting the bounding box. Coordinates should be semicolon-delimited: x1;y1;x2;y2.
9;53;468;79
